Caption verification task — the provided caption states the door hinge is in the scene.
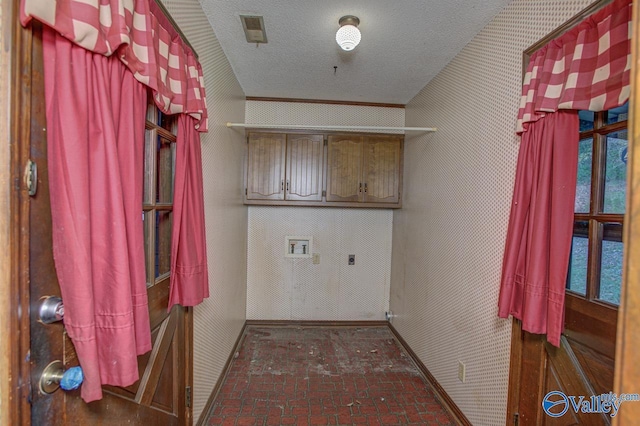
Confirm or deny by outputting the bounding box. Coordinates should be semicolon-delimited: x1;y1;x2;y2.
185;386;191;408
513;413;519;426
24;159;38;197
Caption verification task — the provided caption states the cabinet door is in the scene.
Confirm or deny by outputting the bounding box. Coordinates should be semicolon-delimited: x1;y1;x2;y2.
326;135;364;202
363;136;402;204
246;132;286;200
286;134;324;201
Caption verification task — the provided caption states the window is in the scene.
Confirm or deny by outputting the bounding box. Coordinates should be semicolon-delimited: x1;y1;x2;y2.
143;95;177;287
567;102;628;305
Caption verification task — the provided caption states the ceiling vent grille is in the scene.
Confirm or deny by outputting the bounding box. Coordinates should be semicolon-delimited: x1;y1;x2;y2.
240;15;268;44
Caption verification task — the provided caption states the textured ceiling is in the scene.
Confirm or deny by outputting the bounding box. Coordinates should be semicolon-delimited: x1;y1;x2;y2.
199;0;512;105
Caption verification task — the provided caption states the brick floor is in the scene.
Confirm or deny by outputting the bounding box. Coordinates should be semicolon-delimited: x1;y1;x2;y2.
207;326;455;425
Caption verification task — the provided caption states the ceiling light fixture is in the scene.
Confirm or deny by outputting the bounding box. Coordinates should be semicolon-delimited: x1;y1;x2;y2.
336;15;361;51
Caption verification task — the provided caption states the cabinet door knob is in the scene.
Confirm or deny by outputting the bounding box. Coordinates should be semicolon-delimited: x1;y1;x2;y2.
364;183;368;193
359;182;362;193
286;180;289;191
281;180;284;191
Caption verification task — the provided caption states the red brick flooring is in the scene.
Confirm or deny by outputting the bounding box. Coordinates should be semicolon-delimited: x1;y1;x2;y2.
206;326;455;425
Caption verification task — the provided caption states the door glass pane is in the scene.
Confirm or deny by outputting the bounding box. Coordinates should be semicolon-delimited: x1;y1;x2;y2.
159;112;177;133
578;110;594;131
156;137;175;203
143;130;155;204
156;210;172;278
143;211;153;287
567;221;589;296
599;223;623;305
575;138;592;213
606;101;628;125
603;131;628;213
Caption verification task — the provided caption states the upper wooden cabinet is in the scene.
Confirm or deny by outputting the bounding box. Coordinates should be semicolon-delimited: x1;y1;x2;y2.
245;131;403;208
362;135;402;204
246;132;286;200
247;132;324;202
286;134;324;201
326;135;364;203
326;134;402;204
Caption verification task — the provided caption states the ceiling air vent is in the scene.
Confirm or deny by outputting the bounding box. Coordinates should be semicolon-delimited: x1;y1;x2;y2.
240;15;267;44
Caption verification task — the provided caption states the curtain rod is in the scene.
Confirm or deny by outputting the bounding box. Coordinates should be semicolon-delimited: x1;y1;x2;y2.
225;123;437;132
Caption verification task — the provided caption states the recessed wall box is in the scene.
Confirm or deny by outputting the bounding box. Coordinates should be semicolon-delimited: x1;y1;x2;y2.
285;236;312;258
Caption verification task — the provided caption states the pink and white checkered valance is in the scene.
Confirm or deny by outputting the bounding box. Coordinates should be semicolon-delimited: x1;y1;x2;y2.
517;0;631;134
21;0;208;132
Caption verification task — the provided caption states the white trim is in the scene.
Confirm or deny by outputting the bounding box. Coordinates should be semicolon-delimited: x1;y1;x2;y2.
225;122;437;133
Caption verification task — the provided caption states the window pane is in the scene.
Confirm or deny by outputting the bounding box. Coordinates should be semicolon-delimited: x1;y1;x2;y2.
603;131;628;213
599;223;623;305
156;137;175;203
155;210;172;278
143;211;153;287
143;130;155;204
578;110;594;131
146;95;158;123
575;138;592;213
606;101;629;125
567;222;589;296
159;112;177;133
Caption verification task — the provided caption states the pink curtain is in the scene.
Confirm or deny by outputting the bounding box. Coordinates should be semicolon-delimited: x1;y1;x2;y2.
43;27;151;402
498;112;578;346
499;0;632;346
169;115;209;308
21;0;208;131
517;0;632;132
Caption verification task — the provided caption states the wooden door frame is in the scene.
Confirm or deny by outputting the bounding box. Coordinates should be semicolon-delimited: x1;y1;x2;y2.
0;0;15;423
613;0;640;422
1;0;34;424
0;5;194;423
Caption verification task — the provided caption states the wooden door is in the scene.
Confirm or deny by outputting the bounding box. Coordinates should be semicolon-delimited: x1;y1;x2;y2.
326;135;364;202
246;132;286;200
510;310;616;425
362;136;402;204
25;25;191;425
285;134;324;201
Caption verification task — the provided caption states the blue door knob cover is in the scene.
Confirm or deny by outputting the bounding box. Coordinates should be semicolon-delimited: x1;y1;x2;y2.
60;366;83;391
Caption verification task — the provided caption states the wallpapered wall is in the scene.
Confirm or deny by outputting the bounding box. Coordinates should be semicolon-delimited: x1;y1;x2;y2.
245;101;404;321
391;0;595;424
160;0;248;421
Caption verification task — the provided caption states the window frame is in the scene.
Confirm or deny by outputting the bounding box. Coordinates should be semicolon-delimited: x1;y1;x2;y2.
568;109;627;307
143;95;177;287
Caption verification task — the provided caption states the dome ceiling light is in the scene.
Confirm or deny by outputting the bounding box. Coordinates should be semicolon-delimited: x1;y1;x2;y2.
336;15;361;51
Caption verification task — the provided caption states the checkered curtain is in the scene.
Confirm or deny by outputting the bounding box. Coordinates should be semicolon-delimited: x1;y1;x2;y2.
20;0;208;131
516;0;632;134
500;0;632;347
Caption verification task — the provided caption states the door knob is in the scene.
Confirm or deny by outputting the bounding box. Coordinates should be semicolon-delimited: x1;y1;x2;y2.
39;360;84;394
38;296;64;324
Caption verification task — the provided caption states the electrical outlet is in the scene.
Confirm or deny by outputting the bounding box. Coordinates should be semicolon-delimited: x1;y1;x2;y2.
348;254;355;265
458;361;466;383
312;253;320;264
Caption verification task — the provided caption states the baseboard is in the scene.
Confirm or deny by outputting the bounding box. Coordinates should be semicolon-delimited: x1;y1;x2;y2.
245;319;389;327
387;323;472;426
195;322;248;426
